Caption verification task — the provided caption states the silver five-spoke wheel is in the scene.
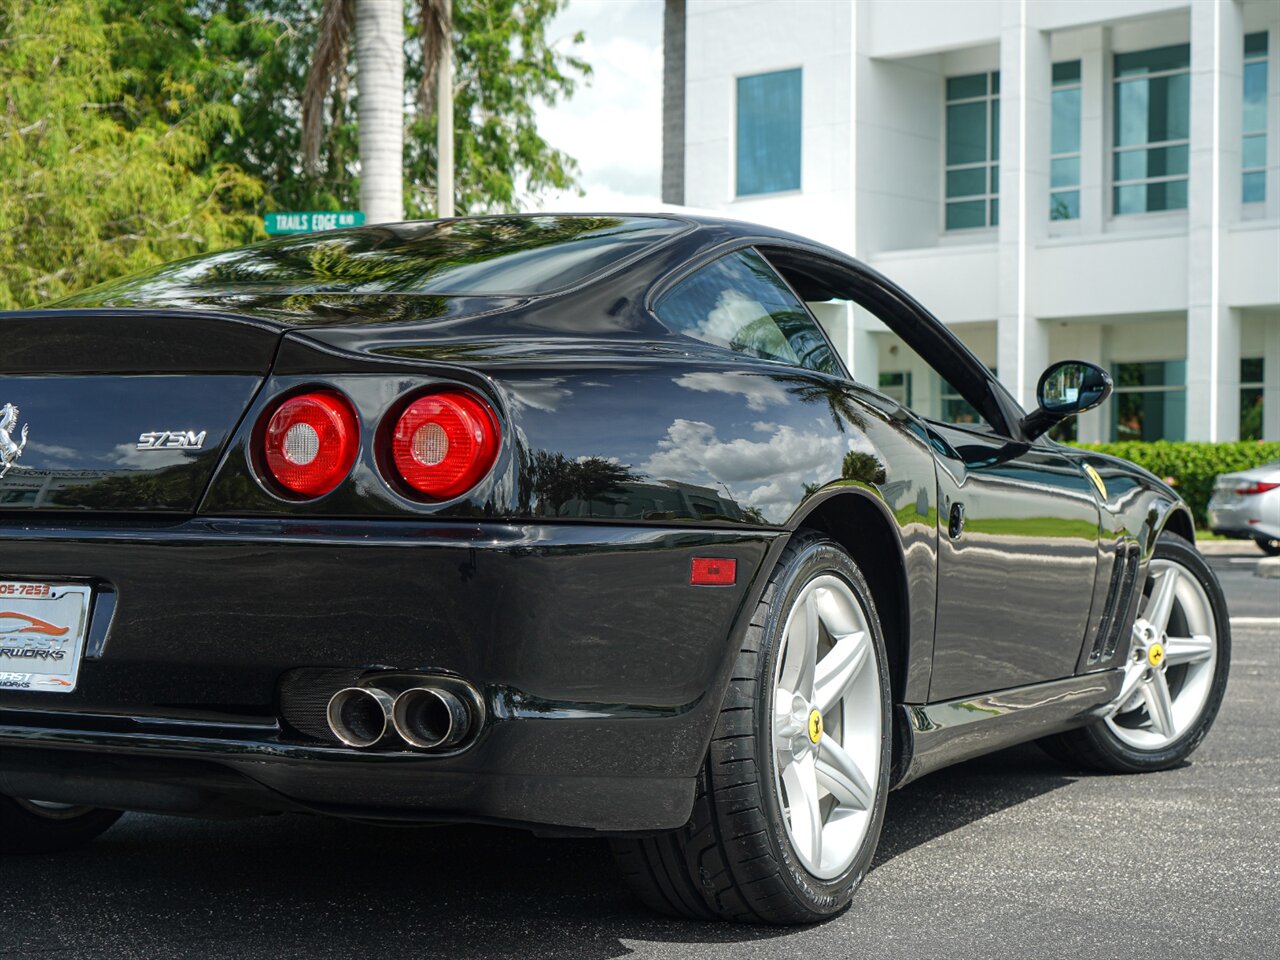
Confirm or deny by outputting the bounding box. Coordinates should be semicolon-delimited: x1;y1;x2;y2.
772;573;880;880
1106;557;1218;749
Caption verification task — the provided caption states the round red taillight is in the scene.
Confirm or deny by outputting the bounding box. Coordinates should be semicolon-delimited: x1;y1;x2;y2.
389;390;500;500
262;390;360;498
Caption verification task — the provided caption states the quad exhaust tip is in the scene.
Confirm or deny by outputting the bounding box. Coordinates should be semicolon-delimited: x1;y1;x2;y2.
326;683;473;751
326;686;396;748
392;687;470;750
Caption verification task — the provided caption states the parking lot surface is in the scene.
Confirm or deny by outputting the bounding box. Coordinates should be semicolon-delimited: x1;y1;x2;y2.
1;552;1276;960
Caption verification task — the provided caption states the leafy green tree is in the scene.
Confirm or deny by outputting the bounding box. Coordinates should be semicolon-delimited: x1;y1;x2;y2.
0;0;263;308
299;0;590;217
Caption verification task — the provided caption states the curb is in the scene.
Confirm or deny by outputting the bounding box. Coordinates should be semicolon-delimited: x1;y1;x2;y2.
1256;558;1280;580
1196;540;1266;557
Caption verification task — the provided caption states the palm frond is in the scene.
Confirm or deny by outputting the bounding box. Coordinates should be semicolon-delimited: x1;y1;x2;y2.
418;0;452;119
301;0;355;174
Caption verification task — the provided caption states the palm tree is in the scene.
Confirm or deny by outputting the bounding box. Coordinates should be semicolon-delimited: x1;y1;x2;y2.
303;0;453;224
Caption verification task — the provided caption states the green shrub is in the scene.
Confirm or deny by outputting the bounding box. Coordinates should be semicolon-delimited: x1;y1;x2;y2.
1070;441;1280;527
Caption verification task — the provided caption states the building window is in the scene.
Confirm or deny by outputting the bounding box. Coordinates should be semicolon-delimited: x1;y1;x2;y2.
736;69;802;197
945;71;1000;230
878;371;912;407
1244;32;1268;204
939;369;995;426
1051;61;1082;220
1113;44;1191;215
1111;360;1187;441
1241;357;1265;441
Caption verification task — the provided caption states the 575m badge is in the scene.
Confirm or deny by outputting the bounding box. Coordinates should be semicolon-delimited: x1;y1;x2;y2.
136;430;207;450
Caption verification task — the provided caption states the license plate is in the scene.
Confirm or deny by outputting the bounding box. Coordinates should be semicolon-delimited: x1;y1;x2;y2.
0;581;93;694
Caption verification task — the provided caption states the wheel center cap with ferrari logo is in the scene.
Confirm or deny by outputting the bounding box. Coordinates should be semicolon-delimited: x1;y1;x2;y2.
1147;642;1165;668
807;708;823;744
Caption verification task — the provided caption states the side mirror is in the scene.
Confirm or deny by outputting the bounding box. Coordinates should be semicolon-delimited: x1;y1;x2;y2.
1020;360;1113;440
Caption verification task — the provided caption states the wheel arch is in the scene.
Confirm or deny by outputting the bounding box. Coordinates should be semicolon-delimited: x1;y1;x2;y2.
1159;503;1196;544
788;489;914;705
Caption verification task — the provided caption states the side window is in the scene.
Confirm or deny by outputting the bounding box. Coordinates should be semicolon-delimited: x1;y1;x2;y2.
845;299;1001;433
655;249;837;374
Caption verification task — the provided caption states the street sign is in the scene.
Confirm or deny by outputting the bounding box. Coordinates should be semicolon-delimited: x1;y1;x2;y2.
263;211;365;235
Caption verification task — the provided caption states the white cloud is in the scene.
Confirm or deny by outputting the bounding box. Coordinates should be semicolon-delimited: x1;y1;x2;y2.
673;371;789;411
640;418;841;516
530;0;664;212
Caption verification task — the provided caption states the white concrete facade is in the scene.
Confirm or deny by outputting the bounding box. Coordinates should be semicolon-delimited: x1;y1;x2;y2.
677;0;1280;442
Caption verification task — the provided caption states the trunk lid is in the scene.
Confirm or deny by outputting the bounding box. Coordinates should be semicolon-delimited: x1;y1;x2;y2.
0;310;280;514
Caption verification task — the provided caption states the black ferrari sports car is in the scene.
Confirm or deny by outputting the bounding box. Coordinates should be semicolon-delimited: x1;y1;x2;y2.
0;215;1229;924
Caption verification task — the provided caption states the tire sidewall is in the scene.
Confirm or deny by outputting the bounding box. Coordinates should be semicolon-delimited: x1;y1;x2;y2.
1089;533;1232;769
755;538;891;913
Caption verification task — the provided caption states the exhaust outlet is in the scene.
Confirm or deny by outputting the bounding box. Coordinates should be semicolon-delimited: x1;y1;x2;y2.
392;687;470;750
326;687;396;748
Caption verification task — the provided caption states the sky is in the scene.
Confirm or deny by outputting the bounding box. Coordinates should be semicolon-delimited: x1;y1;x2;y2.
531;0;666;212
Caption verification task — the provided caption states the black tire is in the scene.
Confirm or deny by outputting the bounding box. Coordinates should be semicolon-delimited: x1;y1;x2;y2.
611;532;892;924
1256;537;1280;557
1039;532;1230;773
0;795;123;854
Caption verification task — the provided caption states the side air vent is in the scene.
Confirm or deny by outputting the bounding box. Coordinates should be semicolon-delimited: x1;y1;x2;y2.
1089;540;1142;663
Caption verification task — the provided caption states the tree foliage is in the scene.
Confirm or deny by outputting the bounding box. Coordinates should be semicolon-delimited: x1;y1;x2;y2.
0;0;589;308
0;0;263;308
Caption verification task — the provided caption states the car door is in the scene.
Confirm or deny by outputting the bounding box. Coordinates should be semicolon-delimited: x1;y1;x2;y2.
925;422;1102;700
759;246;1103;702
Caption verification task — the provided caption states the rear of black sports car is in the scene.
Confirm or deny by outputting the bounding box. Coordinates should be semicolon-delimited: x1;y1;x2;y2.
0;216;777;835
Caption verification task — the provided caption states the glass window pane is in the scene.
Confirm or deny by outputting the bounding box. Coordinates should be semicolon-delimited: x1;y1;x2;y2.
1242;357;1265;383
991;71;1000;95
1244;31;1269;58
1114;181;1188;214
1051;87;1081;154
1051;156;1080;188
1050;190;1080;220
1243;171;1266;204
946;167;987;198
1115;144;1189;182
991;98;1000;160
1053;60;1081;86
947;73;987;101
946;200;987;230
1244;61;1268;134
990;197;999;226
736;69;802;197
990;164;999;193
656;248;835;373
1241;388;1264;441
1115;43;1191;77
947;101;988;166
1115;74;1190;146
1243;135;1267;170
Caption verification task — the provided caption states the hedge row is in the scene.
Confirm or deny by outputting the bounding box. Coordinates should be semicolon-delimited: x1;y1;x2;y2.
1070;441;1280;527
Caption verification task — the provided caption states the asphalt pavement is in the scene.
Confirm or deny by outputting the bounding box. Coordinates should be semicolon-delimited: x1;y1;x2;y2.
1;551;1276;960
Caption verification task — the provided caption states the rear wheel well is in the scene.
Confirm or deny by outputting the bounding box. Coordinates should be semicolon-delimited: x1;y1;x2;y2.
794;494;910;703
1162;506;1195;544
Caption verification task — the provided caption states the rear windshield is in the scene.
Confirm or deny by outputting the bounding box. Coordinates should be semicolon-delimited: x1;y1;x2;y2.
64;216;687;301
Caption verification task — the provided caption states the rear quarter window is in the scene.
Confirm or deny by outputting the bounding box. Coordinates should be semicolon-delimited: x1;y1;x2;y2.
655;249;837;374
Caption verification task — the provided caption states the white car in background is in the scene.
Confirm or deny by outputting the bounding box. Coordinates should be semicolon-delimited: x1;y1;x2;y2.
1208;461;1280;555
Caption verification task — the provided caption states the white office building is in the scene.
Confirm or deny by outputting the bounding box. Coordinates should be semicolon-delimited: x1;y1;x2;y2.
662;0;1280;442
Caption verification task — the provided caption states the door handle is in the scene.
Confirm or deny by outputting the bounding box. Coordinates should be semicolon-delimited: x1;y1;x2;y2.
948;501;965;539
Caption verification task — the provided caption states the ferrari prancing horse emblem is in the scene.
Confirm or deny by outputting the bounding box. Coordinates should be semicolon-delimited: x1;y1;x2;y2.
0;403;28;479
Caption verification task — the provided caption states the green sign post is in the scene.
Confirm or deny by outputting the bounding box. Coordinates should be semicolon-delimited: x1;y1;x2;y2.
263;211;365;235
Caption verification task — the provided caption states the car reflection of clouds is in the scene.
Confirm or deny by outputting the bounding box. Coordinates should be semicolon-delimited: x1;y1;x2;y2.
24;442;80;468
641;418;877;517
502;379;574;414
672;371;788;412
110;443;190;469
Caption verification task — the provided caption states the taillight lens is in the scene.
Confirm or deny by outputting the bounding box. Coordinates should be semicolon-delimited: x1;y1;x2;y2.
1237;481;1279;496
389;390;500;500
262;390;360;498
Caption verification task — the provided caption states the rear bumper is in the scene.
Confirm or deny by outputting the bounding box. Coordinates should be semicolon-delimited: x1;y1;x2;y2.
0;518;781;832
1208;499;1280;541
